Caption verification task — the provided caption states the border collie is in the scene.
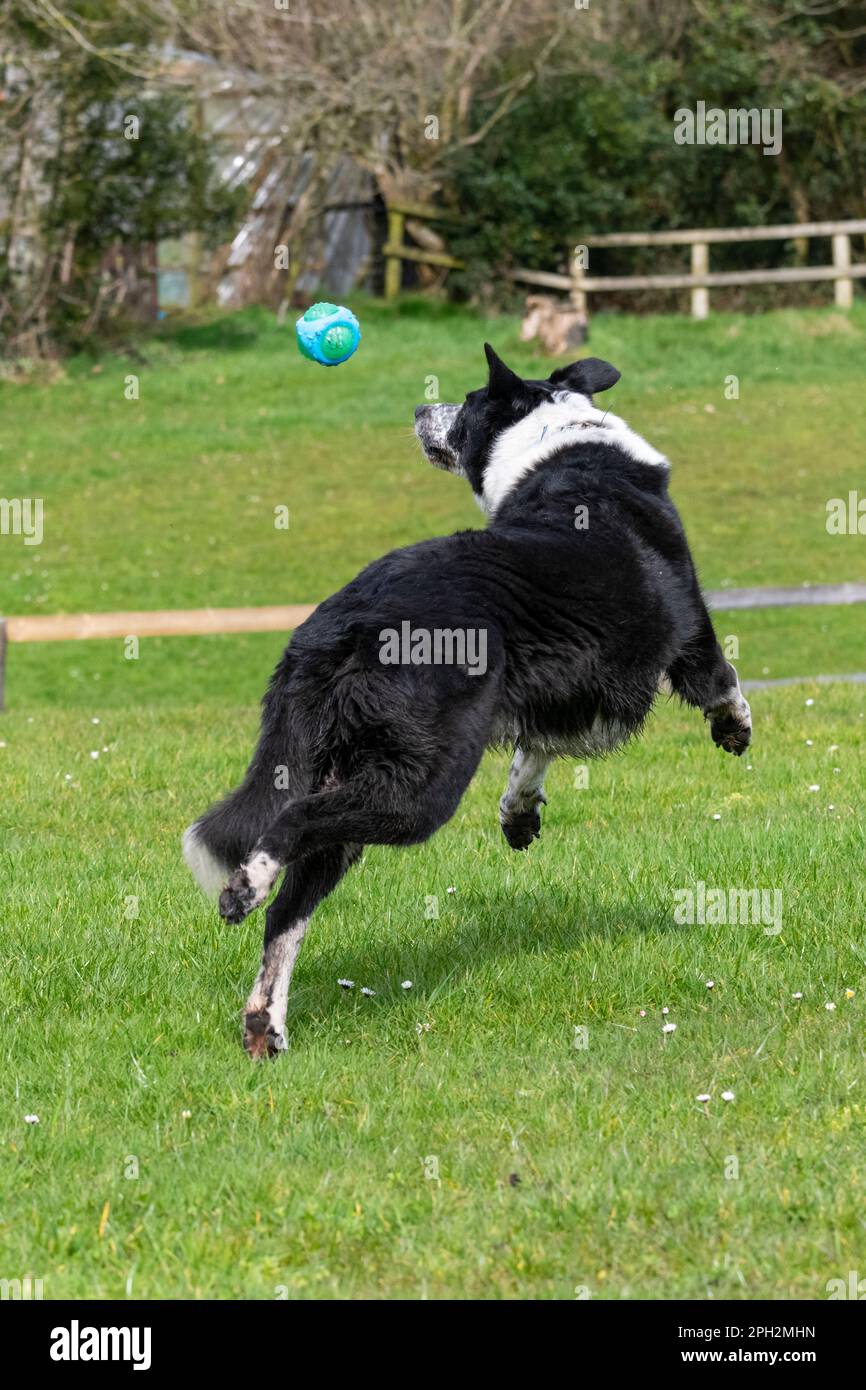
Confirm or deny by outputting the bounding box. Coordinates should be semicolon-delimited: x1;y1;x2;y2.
183;345;752;1057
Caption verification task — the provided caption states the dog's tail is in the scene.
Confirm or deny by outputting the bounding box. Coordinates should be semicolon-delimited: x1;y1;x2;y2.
182;720;309;899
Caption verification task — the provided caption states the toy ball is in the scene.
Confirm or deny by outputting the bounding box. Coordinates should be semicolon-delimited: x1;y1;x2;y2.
295;301;361;366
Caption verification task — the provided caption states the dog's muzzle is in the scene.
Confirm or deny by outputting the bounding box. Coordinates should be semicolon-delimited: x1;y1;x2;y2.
414;403;461;471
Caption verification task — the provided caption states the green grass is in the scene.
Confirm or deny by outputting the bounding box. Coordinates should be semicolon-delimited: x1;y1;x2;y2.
1;685;864;1299
1;297;864;618
1;298;865;1299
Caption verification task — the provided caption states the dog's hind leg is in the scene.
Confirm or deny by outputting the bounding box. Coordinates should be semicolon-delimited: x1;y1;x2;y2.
243;842;360;1058
666;611;752;756
499;747;551;850
220;771;467;924
219;733;491;924
220;663;502;925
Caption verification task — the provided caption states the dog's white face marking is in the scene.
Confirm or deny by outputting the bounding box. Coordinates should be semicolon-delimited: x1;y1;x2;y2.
182;823;229;899
414;404;462;472
481;391;669;515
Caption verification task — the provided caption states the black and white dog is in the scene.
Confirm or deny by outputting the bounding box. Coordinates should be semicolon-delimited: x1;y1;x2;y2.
184;345;751;1057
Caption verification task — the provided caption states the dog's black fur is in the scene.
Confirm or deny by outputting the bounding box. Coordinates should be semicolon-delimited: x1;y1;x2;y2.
184;344;751;1056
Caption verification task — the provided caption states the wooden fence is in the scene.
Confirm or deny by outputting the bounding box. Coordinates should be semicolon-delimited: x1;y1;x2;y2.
384;208;866;318
3;584;866;709
383;201;463;298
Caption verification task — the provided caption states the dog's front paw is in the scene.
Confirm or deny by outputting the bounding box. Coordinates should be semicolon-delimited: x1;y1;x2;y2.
243;1009;287;1060
709;695;752;756
219;869;257;924
500;804;543;851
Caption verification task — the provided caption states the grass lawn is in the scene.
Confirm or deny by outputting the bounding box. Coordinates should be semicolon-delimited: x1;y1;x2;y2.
1;298;864;1299
2;296;865;616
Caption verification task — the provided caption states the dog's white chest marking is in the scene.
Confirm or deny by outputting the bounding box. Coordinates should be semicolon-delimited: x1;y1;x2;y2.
481;393;668;513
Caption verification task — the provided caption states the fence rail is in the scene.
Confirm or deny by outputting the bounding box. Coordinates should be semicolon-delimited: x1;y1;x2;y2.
382;205;866;318
567;219;866;248
516;218;866;319
383;201;463;298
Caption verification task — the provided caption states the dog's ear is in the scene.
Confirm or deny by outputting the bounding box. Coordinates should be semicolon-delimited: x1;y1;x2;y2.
484;342;524;399
550;357;621;397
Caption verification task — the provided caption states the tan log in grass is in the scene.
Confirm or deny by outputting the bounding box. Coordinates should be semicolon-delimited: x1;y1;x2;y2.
4;604;316;644
0;604;319;708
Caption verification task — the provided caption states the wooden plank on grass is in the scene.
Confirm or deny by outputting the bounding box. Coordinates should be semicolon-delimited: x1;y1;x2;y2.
5;605;317;644
707;583;866;610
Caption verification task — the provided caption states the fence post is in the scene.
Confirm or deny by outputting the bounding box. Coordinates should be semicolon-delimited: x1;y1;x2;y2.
832;233;853;309
0;618;6;712
570;247;587;318
690;241;709;319
384;207;405;301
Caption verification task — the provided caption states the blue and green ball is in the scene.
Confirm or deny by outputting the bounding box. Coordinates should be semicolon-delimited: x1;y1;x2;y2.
295;302;361;366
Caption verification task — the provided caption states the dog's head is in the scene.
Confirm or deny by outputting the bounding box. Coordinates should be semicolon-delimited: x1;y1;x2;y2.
414;344;621;508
